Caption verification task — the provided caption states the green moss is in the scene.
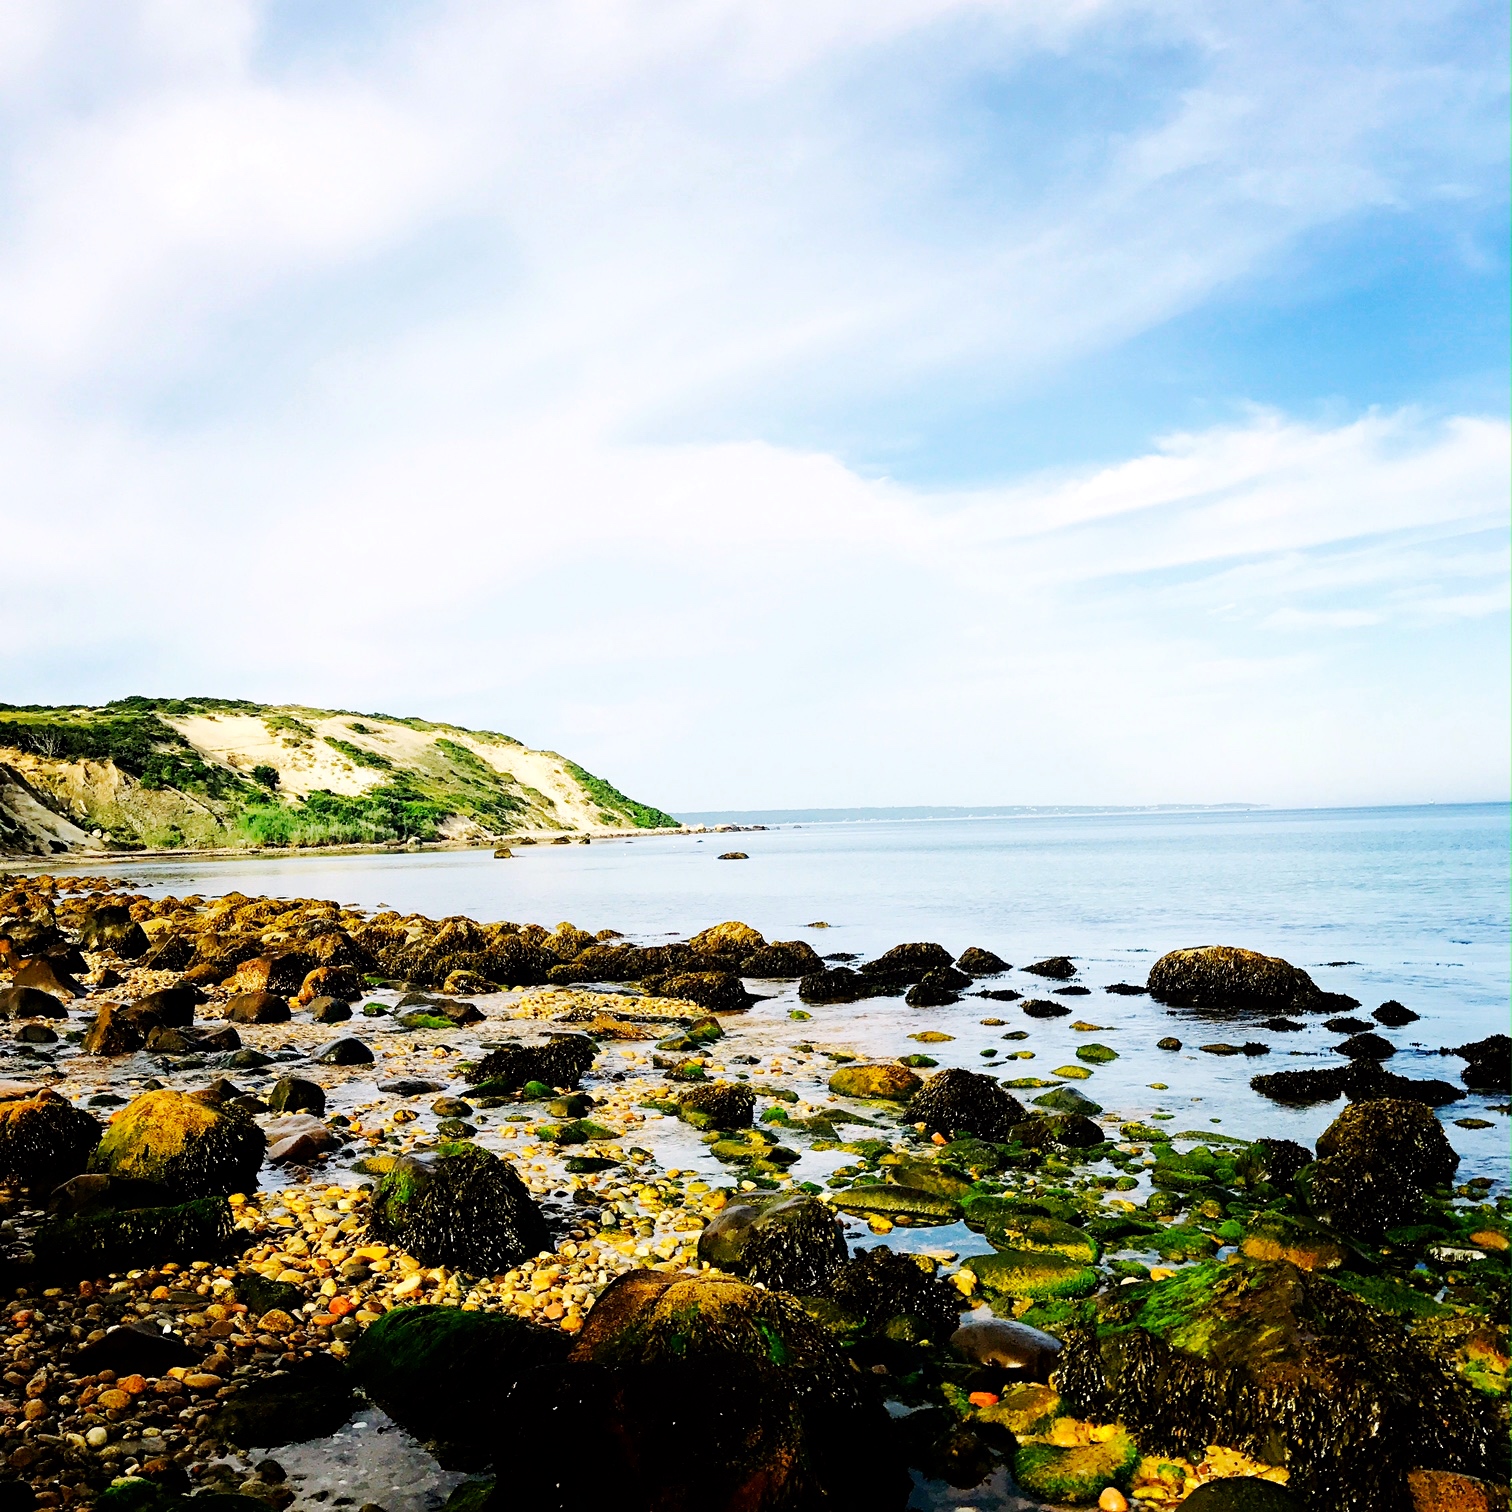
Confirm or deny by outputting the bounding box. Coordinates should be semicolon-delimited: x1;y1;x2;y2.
965;1247;1100;1299
1327;1271;1452;1319
1014;1428;1138;1504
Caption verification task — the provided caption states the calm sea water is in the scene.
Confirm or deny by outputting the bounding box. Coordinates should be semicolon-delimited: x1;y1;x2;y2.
39;802;1512;1184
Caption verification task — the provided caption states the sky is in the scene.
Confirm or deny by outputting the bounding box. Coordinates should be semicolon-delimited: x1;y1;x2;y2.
0;0;1506;812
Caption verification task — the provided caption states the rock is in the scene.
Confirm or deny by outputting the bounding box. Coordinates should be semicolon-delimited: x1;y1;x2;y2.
861;942;955;985
238;1274;303;1317
1014;1426;1138;1505
1240;1211;1346;1272
1453;1035;1511;1094
266;1114;337;1164
0;1090;101;1189
1251;1061;1465;1107
1304;1097;1459;1239
963;1198;1098;1261
379;1078;445;1096
0;986;69;1019
1032;1085;1103;1116
212;1353;355;1448
90;1088;266;1199
132;986;201;1026
225;991;292;1024
349;1305;569;1467
316;1036;375;1065
433;1096;474;1118
227;952;314;998
831;1184;962;1223
823;1246;962;1342
1374;1001;1419;1027
1054;1259;1501;1512
45;1172;171;1218
11;956;81;998
1024;956;1077;979
1076;1042;1118;1064
827;1064;923;1101
75;903;149;957
698;1193;848;1292
368;1144;550;1272
296;965;361;1004
1335;1031;1395;1059
471;1035;594;1091
905;1068;1026;1141
646;970;755;1013
73;1321;201;1376
965;1247;1100;1299
949;1318;1061;1381
33;1194;234;1275
740;941;824;978
956;946;1010;976
688;921;767;956
1023;997;1072;1018
1147;945;1327;1011
1406;1470;1510;1512
1157;1036;1182;1050
82;1002;145;1056
1178;1484;1302;1512
677;1081;755;1129
308;997;352;1024
906;967;969;1007
1105;982;1148;995
267;1076;325;1115
1254;1137;1314;1188
14;1021;55;1043
1010;1112;1105;1149
798;966;865;1004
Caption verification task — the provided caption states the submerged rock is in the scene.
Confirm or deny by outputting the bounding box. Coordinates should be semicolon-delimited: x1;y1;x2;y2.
1334;1031;1396;1060
956;946;1010;976
1055;1259;1505;1512
89;1088;265;1199
1452;1035;1511;1094
965;1246;1100;1300
906;1068;1026;1142
1024;956;1077;979
368;1144;550;1272
1252;1061;1465;1108
1023;997;1072;1018
698;1193;848;1293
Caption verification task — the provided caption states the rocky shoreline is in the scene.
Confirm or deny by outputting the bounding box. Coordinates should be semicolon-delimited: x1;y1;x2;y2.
0;873;1504;1512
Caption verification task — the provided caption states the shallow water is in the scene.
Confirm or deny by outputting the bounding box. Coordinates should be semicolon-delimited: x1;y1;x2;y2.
48;802;1512;1183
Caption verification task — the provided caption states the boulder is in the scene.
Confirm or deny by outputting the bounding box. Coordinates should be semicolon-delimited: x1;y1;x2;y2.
132;986;201;1026
1304;1098;1459;1239
73;1321;201;1377
225;991;291;1024
1254;1137;1315;1189
295;965;360;1004
226;952;314;998
368;1145;550;1272
698;1194;848;1292
1023;997;1072;1018
33;1194;234;1276
906;1068;1026;1142
1014;1428;1139;1506
860;942;955;984
687;920;767;957
267;1077;325;1115
646;970;755;1013
677;1081;755;1129
906;967;969;1007
266;1115;338;1164
82;1002;145;1056
1405;1471;1509;1512
827;1063;924;1101
11;956;81;999
949;1318;1060;1382
964;1247;1100;1300
740;941;824;978
1335;1031;1395;1060
1453;1035;1511;1094
0;985;69;1019
1032;1085;1103;1116
315;1036;375;1065
963;1198;1098;1261
349;1305;569;1467
472;1035;595;1091
1054;1259;1504;1512
1024;956;1077;979
1252;1061;1465;1108
956;946;1010;976
75;904;149;957
822;1246;962;1343
798;966;865;1004
308;997;352;1023
1373;1001;1419;1027
90;1089;266;1199
1178;1484;1302;1512
0;1090;101;1189
1148;945;1325;1011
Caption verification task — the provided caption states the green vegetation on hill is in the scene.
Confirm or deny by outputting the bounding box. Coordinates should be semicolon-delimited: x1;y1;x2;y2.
559;757;679;829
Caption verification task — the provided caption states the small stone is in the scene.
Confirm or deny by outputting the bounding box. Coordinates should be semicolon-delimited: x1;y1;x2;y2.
1156;1037;1182;1051
85;1425;108;1447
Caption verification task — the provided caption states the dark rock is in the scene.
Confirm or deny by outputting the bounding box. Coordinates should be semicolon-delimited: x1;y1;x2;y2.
34;1195;234;1276
238;1274;303;1317
296;964;361;1004
133;986;201;1026
0;1090;101;1189
349;1305;569;1467
1055;1258;1501;1512
905;1068;1025;1142
949;1318;1060;1382
369;1145;550;1272
212;1353;355;1448
1023;956;1076;980
75;903;149;957
1335;1031;1395;1060
1053;984;1091;995
268;1077;326;1115
1252;1061;1464;1108
956;946;1010;976
1179;1481;1303;1512
45;1172;171;1218
1254;1137;1314;1188
379;1078;446;1096
11;956;81;998
14;1022;55;1043
1105;982;1149;995
1324;1016;1373;1034
90;1088;265;1199
82;1002;145;1056
1304;1097;1459;1239
1452;1034;1511;1093
975;988;1022;1001
1022;998;1071;1018
225;991;291;1024
739;941;825;978
308;996;353;1023
906;967;969;1008
73;1321;200;1376
798;966;864;1004
1010;1112;1105;1149
1260;1017;1305;1031
1373;1000;1419;1027
646;971;755;1014
677;1081;755;1129
316;1036;375;1065
823;1246;962;1343
472;1035;594;1091
699;1194;848;1292
1157;1036;1182;1050
860;943;955;984
0;986;69;1020
1147;944;1326;1011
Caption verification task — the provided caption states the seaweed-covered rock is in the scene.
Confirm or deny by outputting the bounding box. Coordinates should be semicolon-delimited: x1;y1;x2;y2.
1010;1112;1105;1149
646;970;755;1014
698;1194;848;1293
1024;956;1077;980
860;942;954;984
677;1081;755;1129
687;920;767;957
82;1002;146;1056
1335;1031;1396;1060
798;966;865;1004
964;1247;1100;1300
1055;1259;1506;1512
1148;945;1324;1011
1252;1061;1465;1108
1373;1000;1419;1027
472;1035;595;1091
296;965;360;1004
90;1089;265;1199
905;1068;1026;1142
827;1063;923;1101
830;1184;962;1223
740;941;824;978
369;1145;549;1272
1014;1425;1138;1505
1254;1137;1315;1189
499;1271;908;1512
963;1198;1098;1261
823;1247;963;1343
134;985;201;1025
33;1196;234;1276
956;946;1010;976
0;1090;101;1189
1023;997;1072;1018
906;966;969;1007
349;1305;569;1467
1305;1098;1459;1239
1454;1035;1511;1094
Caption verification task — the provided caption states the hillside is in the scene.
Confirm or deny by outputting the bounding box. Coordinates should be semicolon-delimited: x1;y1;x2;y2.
0;697;678;855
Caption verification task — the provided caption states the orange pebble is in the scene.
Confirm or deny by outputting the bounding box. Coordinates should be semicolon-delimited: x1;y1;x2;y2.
328;1295;356;1317
119;1375;148;1395
967;1392;999;1408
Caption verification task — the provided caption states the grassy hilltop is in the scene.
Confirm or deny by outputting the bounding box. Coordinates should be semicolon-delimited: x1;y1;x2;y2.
0;696;678;855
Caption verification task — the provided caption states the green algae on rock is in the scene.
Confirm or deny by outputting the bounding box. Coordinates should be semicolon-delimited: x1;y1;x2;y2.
0;1089;101;1190
964;1246;1100;1299
827;1063;924;1101
90;1088;264;1199
1014;1425;1138;1504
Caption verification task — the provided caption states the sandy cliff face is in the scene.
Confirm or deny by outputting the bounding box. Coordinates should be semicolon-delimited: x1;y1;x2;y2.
0;699;677;855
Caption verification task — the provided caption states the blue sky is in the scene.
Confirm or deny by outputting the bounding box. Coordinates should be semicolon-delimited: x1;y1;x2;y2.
0;0;1505;809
